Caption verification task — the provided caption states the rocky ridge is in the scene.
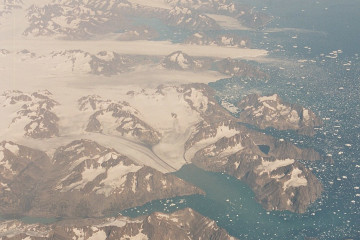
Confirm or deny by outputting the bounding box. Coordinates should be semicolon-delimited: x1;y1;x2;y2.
0;84;326;215
0;141;51;216
166;0;273;28
162;51;211;71
0;208;237;240
166;6;220;30
0;140;202;218
1;90;60;139
79;95;162;145
238;93;323;135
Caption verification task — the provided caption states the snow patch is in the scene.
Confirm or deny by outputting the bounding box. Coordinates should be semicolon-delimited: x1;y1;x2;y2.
283;168;308;190
257;158;295;175
4;142;19;155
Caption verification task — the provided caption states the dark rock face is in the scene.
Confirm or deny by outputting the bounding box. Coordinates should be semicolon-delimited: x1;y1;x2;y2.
191;131;323;213
0;84;326;218
166;7;220;30
166;0;273;29
162;51;211;71
0;139;202;218
215;58;269;79
179;87;323;213
0;141;52;216
237;93;322;136
24;0;133;39
0;208;237;240
1;90;60;139
0;0;23;17
79;96;162;145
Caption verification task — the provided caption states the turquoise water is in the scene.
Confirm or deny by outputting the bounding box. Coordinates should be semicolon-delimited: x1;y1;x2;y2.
123;1;360;239
1;1;359;238
235;0;360;57
122;165;357;239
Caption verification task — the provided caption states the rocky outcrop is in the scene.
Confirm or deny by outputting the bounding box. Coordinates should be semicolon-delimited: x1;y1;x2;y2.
237;93;323;135
180;91;323;213
0;0;23;18
166;7;220;30
0;84;326;217
0;208;237;240
0;141;52;216
162;52;268;80
79;96;162;145
0;49;10;56
23;0;133;39
1;90;60;138
190;127;323;213
215;58;268;79
166;0;272;29
29;140;202;218
0;138;203;219
162;51;211;71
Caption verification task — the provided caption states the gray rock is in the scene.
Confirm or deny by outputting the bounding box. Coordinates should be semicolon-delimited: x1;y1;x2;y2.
2;90;60;139
215;58;268;79
79;96;162;145
162;51;211;71
0;141;52;217
166;6;220;30
0;208;237;240
237;93;322;136
29;139;202;218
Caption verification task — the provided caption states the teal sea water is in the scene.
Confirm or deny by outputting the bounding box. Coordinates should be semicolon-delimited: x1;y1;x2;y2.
123;1;360;239
1;1;358;239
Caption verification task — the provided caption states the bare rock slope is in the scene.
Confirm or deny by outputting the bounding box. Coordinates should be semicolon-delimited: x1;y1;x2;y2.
0;208;237;240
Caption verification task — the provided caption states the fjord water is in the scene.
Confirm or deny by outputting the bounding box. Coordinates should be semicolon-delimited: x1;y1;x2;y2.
123;164;356;239
123;1;360;239
2;1;357;239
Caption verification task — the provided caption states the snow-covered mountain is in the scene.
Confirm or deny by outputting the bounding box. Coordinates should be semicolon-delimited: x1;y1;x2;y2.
238;93;323;135
165;0;272;28
191;126;322;213
166;6;220;30
0;83;325;215
162;51;211;71
79;95;162;145
0;139;202;218
24;0;133;39
0;0;328;236
0;141;51;215
1;90;59;139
